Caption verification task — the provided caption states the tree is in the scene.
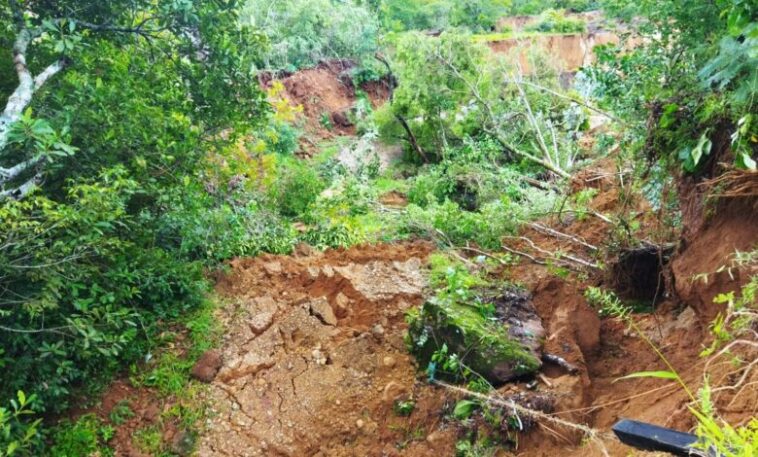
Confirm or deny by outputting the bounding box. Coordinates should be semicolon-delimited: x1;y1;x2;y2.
244;0;379;71
0;0;270;416
0;0;266;199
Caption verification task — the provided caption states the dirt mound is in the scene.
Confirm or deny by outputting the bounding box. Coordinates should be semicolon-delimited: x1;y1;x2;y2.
199;241;465;456
671;196;758;321
262;61;390;144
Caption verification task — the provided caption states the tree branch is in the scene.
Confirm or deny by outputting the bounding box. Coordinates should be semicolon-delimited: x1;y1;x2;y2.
34;59;68;91
0;156;44;185
0;172;42;201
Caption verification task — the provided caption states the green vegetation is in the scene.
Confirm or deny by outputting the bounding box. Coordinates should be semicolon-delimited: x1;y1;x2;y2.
407;256;541;384
587;0;756;173
243;0;379;71
0;0;755;455
525;9;587;33
586;283;758;456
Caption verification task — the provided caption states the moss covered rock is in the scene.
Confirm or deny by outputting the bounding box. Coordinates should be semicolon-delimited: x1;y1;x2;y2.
406;288;543;384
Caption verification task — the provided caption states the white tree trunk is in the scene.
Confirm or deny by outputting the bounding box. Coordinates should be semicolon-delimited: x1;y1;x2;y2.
0;26;66;197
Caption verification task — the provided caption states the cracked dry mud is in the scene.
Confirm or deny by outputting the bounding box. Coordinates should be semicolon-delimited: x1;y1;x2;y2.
198;242;456;457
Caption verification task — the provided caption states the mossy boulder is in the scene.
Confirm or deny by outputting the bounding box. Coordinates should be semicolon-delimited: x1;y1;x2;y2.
406;288;544;384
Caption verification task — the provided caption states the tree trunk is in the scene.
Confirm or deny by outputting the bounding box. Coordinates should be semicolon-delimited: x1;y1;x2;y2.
1;26;66;197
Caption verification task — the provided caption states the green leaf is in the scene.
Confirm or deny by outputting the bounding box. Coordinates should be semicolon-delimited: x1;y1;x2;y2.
614;370;679;383
735;152;757;171
690;133;712;168
453;399;478;420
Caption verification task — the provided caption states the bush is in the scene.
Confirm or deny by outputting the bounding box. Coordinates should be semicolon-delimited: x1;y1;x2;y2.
525;9;587;34
272;158;328;218
157;184;297;262
0;170;206;412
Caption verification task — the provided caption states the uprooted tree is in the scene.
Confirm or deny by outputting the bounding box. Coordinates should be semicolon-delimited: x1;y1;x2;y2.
375;32;587;178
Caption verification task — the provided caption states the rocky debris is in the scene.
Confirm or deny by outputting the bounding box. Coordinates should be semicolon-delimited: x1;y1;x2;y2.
217;351;275;383
248;296;277;335
334;292;350;318
249;311;274;335
334;258;426;301
197;243;457;457
407;287;544;384
190;350;223;383
371;324;385;341
294;242;315;257
262;261;283;276
309;297;338;326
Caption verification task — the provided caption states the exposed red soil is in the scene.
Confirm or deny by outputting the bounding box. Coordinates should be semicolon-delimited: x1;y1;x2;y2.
261;61;390;147
199;241;470;456
671;197;758;321
500;161;758;456
488;32;625;73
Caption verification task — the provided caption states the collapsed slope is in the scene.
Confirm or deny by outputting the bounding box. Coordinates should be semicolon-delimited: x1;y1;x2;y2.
197;242;463;456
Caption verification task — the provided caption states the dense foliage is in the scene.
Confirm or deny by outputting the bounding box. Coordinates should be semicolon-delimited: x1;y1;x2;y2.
0;0;269;442
377;31;587;176
244;0;380;71
588;0;756;172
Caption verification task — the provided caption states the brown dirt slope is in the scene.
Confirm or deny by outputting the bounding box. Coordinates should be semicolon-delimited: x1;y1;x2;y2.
198;241;465;457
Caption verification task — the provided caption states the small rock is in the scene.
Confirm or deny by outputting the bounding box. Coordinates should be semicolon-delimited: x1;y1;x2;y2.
217;352;274;383
294;243;315;257
334;293;350;318
382;381;408;403
190;350;223;383
382;356;396;368
262;261;282;275
249;311;274;335
312;347;328;365
310;298;338;326
356;419;365;429
170;430;196;456
371;324;385;341
307;266;320;279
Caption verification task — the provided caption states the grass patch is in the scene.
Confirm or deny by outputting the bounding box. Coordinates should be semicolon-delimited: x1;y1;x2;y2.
48;415;115;457
133;425;163;454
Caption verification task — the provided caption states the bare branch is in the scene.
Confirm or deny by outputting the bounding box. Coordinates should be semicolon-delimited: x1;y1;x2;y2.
34;59;68;91
0;172;42;200
528;223;599;251
0;156;44;184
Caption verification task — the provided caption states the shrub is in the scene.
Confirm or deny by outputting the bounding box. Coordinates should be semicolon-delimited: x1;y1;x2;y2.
0;392;42;456
272;158;327;218
157;185;298;262
525;9;587;34
0;170;206;412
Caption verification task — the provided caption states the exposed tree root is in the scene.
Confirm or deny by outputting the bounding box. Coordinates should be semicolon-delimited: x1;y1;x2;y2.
433;380;611;457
